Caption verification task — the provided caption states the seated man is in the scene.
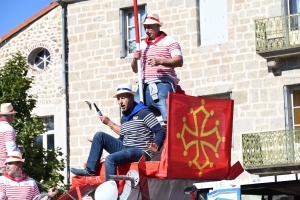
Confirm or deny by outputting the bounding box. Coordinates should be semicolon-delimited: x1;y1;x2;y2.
71;83;166;181
0;151;57;200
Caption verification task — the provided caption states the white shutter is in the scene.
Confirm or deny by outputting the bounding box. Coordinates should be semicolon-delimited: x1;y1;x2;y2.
281;0;288;15
199;0;228;46
119;10;126;58
283;85;293;130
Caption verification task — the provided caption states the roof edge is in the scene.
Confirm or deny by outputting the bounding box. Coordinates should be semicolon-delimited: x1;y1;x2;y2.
0;2;59;43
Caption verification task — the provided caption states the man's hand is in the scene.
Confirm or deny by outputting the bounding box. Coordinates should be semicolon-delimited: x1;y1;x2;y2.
133;50;141;60
47;188;58;197
131;50;142;73
146;142;159;152
147;55;183;68
146;58;163;66
99;116;111;126
40;188;58;200
87;136;93;143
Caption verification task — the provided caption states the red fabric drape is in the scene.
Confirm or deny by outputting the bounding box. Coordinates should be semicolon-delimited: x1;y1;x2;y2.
158;93;234;179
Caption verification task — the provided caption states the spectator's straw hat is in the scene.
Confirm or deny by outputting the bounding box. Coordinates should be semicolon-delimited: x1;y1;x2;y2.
142;14;163;27
0;103;17;115
113;84;136;98
5;151;25;164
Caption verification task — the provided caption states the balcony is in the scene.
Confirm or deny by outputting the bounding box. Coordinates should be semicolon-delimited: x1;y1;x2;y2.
242;129;300;176
255;14;300;75
255;13;300;57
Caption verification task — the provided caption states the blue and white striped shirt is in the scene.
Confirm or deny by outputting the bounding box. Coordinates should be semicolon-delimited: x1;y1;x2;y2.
119;104;165;158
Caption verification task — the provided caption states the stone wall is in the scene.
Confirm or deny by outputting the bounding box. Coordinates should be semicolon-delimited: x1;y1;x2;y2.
65;0;300;179
0;8;64;149
1;0;300;182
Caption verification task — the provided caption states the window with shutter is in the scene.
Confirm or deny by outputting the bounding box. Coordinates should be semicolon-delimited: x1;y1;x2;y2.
119;6;147;58
284;84;300;130
282;0;300;30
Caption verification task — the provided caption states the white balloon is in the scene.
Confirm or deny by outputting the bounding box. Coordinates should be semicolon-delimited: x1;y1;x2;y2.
94;180;118;200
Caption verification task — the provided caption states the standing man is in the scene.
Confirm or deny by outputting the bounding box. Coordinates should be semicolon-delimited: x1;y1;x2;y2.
131;13;183;125
0;151;57;200
71;83;166;180
0;103;22;175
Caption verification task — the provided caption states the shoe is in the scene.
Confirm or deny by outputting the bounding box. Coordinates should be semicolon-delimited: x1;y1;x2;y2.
70;168;95;176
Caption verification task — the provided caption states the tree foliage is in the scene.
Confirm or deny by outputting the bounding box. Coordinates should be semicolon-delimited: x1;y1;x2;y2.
0;52;65;197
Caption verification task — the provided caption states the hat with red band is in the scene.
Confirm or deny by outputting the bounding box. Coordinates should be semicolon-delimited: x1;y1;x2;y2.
0;103;18;115
142;14;163;27
5;151;25;164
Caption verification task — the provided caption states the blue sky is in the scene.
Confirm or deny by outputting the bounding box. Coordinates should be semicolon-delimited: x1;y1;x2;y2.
0;0;54;37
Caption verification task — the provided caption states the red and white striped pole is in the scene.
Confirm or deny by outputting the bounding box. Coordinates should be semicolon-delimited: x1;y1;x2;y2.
133;0;144;103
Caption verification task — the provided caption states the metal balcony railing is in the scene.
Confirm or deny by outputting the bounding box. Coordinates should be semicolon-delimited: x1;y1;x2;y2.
242;129;300;168
255;13;300;52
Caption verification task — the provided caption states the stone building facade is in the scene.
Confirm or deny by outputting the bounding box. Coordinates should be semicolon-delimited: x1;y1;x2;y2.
0;3;65;153
1;0;300;189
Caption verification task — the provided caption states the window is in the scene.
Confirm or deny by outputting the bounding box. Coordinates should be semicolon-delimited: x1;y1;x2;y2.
289;0;300;29
34;116;55;150
199;0;228;46
28;48;51;71
289;0;300;14
283;0;300;15
282;0;300;30
120;6;147;58
284;85;300;156
284;85;300;130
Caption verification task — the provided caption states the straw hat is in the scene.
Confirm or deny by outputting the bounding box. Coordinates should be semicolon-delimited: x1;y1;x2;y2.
113;84;136;98
142;14;163;27
0;103;18;115
5;151;25;164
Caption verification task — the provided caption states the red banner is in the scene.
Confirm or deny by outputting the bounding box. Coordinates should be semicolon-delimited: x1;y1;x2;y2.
157;93;234;180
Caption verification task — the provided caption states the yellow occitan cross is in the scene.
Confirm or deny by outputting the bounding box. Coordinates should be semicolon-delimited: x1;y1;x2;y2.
176;99;226;177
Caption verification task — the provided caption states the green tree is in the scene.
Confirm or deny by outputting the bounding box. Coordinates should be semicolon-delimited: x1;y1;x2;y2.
0;52;65;197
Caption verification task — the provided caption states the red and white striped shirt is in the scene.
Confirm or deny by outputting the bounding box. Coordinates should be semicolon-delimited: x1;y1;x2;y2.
0;174;41;200
140;35;182;81
0;119;19;168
